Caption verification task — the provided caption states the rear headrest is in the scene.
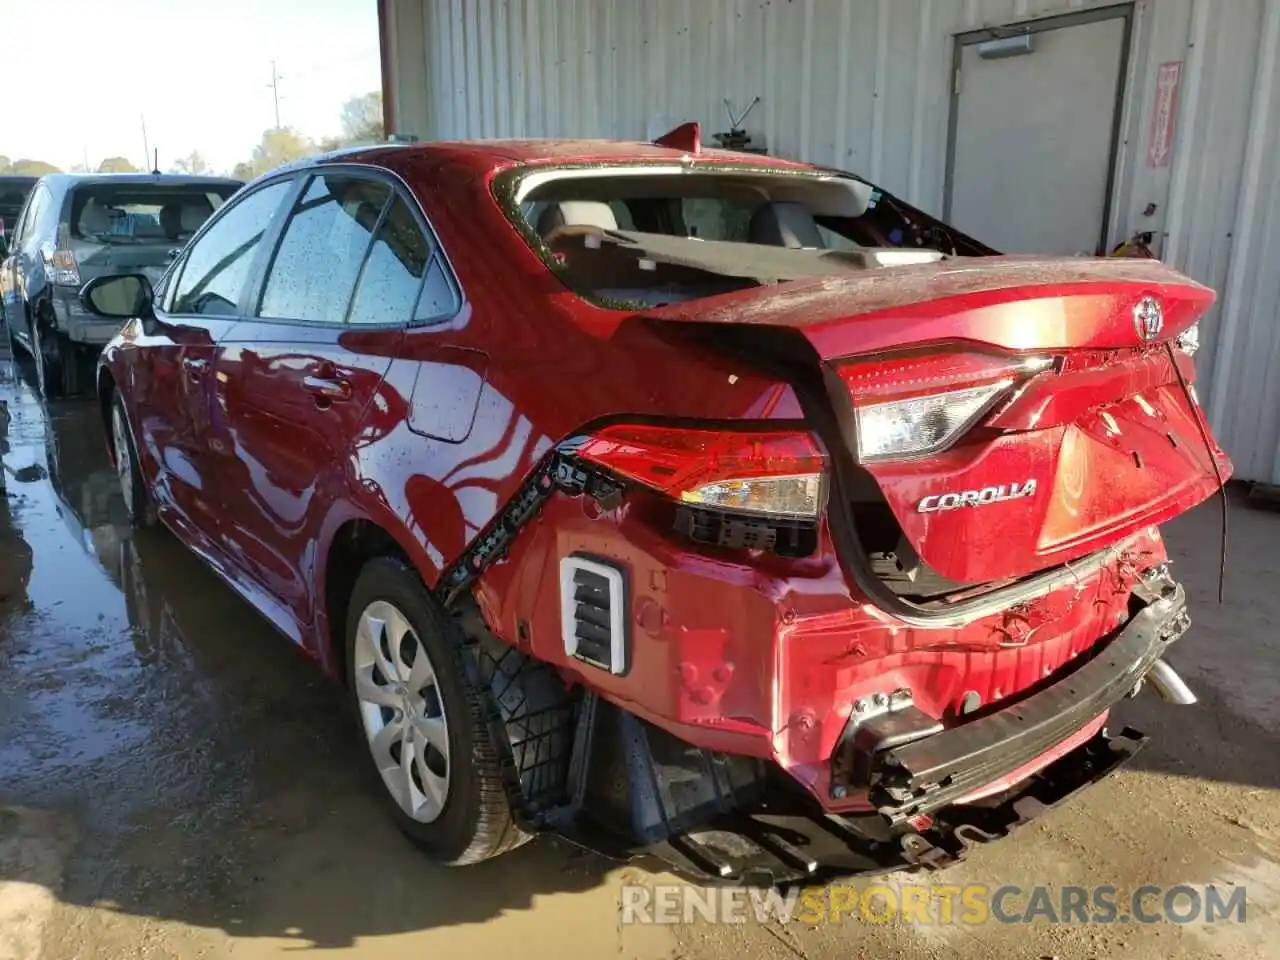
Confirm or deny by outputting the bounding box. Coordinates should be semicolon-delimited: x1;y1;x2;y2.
161;201;214;239
748;201;825;249
180;202;211;232
79;200;114;236
536;201;618;236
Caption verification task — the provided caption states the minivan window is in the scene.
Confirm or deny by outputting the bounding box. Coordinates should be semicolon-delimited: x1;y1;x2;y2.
71;184;235;244
259;175;389;323
171;180;293;316
15;185;51;245
346;197;429;326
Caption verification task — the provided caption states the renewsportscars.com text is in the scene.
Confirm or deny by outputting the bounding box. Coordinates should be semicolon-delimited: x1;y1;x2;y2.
620;883;1247;926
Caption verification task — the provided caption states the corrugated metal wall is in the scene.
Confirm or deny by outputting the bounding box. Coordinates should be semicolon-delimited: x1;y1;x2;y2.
385;0;1280;484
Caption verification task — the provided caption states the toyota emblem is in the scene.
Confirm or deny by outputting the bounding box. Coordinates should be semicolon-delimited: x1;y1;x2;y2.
1134;296;1164;341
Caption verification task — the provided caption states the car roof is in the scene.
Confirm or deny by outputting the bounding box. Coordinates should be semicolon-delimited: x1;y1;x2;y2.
40;173;243;190
286;138;818;182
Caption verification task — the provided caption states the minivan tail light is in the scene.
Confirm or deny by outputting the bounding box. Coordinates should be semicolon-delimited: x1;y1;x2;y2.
836;350;1055;462
51;250;81;287
574;424;826;519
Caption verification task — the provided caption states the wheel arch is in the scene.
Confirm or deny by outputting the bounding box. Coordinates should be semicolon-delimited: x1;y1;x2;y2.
316;508;446;685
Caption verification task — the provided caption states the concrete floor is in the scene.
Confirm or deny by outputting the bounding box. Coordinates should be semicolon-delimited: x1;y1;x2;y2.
1;344;1279;960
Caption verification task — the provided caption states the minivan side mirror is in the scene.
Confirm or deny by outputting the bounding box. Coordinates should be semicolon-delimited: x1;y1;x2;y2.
80;273;154;319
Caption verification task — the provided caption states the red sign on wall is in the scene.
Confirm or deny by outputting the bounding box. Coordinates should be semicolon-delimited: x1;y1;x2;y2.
1147;61;1183;168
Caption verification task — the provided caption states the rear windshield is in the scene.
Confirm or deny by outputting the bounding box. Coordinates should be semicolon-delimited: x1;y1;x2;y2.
69;184;238;244
503;166;991;309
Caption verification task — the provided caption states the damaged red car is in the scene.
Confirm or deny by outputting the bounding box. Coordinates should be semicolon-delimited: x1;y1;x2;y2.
88;125;1229;884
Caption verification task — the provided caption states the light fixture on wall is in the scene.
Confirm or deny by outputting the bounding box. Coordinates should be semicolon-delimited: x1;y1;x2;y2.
977;33;1035;59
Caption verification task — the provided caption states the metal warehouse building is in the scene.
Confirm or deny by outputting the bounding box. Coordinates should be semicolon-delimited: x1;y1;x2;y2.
377;0;1280;484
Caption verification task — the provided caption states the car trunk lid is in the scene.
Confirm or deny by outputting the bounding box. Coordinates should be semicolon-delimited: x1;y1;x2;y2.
642;256;1230;585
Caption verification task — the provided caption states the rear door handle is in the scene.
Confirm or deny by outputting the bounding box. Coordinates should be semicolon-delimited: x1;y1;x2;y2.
183;356;207;378
302;375;352;402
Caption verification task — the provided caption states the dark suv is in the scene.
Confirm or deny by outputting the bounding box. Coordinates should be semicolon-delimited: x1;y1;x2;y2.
0;173;241;396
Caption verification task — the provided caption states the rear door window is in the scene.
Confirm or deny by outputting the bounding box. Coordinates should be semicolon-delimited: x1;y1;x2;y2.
345;195;461;326
171;179;293;316
15;185;50;246
258;174;390;323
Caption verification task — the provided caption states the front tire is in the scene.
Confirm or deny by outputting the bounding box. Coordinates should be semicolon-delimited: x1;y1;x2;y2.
345;557;530;864
111;391;157;528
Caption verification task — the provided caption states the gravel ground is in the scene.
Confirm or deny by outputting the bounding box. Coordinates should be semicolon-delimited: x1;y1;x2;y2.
0;343;1277;960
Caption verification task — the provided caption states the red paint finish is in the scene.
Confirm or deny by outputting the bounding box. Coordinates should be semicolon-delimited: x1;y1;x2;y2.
98;140;1229;817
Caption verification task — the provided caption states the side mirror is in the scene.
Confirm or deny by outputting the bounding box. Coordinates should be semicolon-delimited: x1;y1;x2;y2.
79;273;154;320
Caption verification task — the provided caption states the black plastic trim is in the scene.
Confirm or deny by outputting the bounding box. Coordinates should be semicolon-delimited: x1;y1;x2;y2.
869;579;1187;824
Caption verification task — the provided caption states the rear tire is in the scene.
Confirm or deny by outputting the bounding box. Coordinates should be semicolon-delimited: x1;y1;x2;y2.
34;319;67;399
111;391;157;529
345;558;530;865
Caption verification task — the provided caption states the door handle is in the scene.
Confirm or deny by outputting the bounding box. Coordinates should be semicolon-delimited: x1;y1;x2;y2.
302;375;352;402
183;356;207;378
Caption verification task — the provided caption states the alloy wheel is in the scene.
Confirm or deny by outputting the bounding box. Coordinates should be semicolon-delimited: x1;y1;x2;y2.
353;600;451;823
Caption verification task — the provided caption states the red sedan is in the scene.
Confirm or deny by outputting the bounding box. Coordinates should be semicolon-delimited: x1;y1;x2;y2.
84;126;1229;883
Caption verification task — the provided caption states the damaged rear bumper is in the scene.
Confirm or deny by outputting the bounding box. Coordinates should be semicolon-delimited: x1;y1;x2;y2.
552;716;1147;886
838;565;1188;826
541;565;1188;886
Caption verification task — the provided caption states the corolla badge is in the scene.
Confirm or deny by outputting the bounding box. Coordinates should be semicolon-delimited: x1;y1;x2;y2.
1133;296;1164;341
917;480;1037;513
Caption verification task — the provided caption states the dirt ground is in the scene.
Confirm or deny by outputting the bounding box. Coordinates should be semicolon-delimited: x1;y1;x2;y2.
1;342;1279;960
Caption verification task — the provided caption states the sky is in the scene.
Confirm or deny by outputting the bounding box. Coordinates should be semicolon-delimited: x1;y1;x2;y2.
0;0;383;175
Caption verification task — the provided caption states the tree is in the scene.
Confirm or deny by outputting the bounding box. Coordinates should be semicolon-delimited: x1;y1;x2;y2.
245;126;314;177
340;92;384;145
0;156;10;174
171;150;211;176
9;159;60;176
231;161;255;182
98;157;139;173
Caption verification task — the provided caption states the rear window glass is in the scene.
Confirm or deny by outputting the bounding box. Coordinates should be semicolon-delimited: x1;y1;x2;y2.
502;166;986;309
70;184;237;244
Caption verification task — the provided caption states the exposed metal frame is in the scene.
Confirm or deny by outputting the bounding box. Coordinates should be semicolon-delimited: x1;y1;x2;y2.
377;0;396;137
942;3;1136;255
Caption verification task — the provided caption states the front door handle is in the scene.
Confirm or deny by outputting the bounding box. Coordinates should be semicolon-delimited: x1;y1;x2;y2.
302;375;352;402
183;356;207;378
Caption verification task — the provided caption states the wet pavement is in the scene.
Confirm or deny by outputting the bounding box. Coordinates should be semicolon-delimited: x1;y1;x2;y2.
1;337;1280;959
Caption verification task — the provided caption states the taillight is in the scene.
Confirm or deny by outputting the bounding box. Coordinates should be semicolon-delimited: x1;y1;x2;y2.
574;424;826;519
40;241;80;287
51;250;81;287
837;350;1054;462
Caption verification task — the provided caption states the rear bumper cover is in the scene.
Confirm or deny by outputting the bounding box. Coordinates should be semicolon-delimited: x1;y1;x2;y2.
848;567;1188;826
52;293;121;345
547;566;1186;885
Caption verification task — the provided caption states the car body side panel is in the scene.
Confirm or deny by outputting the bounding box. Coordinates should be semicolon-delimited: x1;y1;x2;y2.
104;314;239;540
205;320;403;635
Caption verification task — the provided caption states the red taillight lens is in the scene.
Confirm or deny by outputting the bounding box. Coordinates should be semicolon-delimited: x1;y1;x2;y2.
838;349;1054;403
835;349;1054;461
574;424;827;519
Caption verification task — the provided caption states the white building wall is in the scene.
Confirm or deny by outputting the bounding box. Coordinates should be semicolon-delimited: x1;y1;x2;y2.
385;0;1280;485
